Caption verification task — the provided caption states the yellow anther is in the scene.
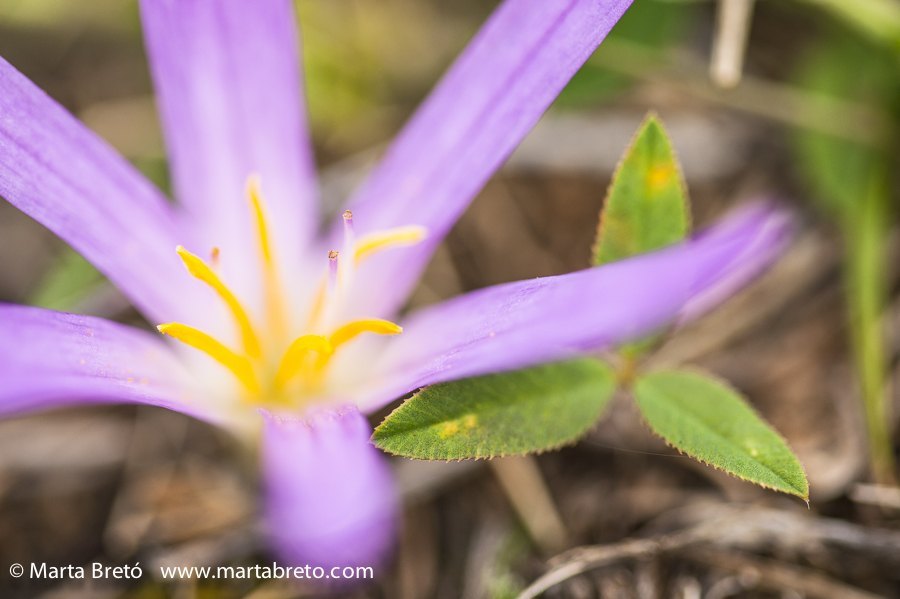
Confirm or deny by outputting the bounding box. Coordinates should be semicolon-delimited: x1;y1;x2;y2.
247;175;288;341
247;175;275;266
274;320;402;390
274;334;333;389
330;318;403;349
354;226;427;264
175;246;261;358
157;323;260;394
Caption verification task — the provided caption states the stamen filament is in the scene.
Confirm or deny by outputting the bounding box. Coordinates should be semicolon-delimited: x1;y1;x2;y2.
354;226;427;264
175;246;261;358
157;323;260;393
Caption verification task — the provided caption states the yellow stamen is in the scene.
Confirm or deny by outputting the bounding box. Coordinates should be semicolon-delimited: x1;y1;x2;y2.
274;320;402;389
157;323;260;393
247;175;288;340
158;179;418;405
247;175;275;266
330;318;403;349
274;334;333;389
175;246;261;358
354;226;427;264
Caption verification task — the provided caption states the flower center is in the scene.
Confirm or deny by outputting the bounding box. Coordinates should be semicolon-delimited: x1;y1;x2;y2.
157;175;426;407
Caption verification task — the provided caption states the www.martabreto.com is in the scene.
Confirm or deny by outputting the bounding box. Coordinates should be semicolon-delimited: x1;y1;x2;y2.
158;563;374;581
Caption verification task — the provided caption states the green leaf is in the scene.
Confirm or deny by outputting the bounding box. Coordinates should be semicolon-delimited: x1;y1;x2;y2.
593;113;690;266
633;370;808;499
373;360;618;460
29;249;106;311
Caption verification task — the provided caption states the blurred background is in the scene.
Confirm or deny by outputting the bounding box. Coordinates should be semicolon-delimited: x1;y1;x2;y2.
0;0;898;597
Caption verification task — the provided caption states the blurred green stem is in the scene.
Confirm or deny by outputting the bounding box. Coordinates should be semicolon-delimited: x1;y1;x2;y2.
845;173;896;485
796;0;900;51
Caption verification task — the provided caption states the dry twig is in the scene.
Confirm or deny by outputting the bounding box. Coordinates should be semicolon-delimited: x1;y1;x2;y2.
685;547;882;599
711;0;756;88
518;502;900;598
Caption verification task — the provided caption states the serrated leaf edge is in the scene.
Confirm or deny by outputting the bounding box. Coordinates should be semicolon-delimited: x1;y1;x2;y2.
372;387;608;461
634;367;809;500
372;363;619;461
592;110;692;265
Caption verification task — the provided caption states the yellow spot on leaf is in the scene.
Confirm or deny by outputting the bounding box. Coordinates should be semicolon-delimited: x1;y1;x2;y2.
439;421;459;438
438;414;479;439
647;163;675;192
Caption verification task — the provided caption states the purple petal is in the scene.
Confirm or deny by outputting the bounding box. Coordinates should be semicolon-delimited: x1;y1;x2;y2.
262;407;398;570
677;202;791;322
0;304;220;424
140;0;318;289
0;57;200;324
338;0;633;317
357;203;791;411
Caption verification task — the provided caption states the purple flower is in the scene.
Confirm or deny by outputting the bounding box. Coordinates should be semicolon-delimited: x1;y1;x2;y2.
0;0;790;570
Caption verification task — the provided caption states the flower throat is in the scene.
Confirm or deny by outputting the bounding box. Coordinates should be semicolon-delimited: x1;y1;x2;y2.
157;175;425;407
